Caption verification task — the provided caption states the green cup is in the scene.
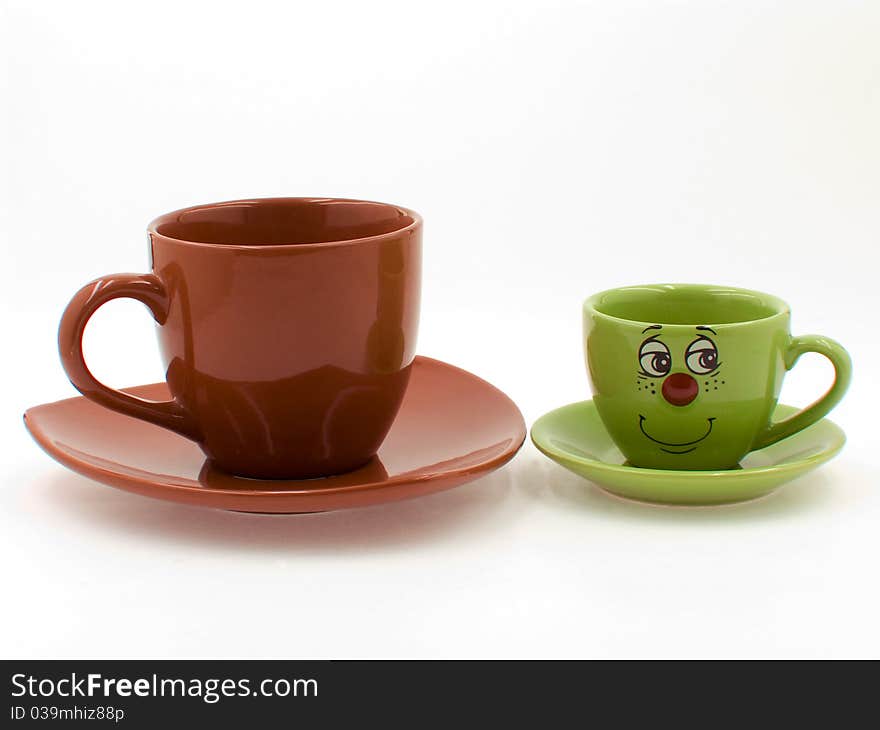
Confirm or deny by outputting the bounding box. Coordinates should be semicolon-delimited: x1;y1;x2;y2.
583;284;851;470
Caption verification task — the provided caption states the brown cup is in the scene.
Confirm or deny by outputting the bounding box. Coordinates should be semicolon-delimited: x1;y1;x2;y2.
59;197;422;479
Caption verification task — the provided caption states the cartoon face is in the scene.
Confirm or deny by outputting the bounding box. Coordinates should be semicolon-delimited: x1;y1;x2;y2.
634;325;725;455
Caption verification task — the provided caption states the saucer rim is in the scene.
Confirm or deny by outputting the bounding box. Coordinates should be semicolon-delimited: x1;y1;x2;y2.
530;400;846;481
24;356;526;508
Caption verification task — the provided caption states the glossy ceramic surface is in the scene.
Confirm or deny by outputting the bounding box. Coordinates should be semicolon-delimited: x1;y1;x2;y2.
58;198;422;479
584;284;851;470
25;357;526;514
531;401;845;505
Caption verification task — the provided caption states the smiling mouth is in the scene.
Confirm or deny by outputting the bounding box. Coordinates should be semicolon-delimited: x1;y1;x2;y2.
638;415;716;454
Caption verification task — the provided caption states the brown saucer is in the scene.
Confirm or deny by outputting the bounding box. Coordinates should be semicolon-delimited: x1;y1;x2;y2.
24;357;525;513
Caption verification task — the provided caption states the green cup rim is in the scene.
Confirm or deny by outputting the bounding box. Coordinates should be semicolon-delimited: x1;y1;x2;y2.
583;283;791;329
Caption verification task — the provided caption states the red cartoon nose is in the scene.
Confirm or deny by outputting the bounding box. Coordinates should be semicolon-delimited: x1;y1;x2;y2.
662;372;698;406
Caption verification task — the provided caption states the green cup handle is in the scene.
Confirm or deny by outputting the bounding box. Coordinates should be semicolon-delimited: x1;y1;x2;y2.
753;334;852;450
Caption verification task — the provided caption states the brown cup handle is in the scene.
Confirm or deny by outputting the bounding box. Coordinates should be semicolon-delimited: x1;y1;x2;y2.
58;273;198;439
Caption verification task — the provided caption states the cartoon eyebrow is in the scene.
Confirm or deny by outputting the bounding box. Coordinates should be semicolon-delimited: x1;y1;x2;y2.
642;325;662;334
696;326;717;335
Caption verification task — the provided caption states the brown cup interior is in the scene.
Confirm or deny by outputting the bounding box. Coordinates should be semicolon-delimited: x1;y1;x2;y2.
151;197;418;246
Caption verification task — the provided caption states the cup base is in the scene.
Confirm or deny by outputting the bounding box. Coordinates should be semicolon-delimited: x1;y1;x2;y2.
205;455;376;482
623;460;743;472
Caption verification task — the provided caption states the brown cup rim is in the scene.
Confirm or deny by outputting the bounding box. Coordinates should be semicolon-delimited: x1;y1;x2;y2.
147;196;422;250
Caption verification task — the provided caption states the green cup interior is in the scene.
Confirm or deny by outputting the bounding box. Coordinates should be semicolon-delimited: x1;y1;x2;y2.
586;284;789;326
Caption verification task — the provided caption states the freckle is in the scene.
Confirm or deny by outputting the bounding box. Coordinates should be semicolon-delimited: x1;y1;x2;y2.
722;381;725;385
705;389;709;392
714;386;718;390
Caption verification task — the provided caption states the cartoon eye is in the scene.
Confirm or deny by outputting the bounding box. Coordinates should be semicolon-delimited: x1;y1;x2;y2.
685;337;720;374
638;338;672;377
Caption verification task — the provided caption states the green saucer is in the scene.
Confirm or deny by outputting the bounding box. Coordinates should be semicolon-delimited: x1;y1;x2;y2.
530;402;845;506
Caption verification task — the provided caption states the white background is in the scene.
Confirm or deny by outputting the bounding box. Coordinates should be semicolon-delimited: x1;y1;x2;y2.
2;0;878;658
